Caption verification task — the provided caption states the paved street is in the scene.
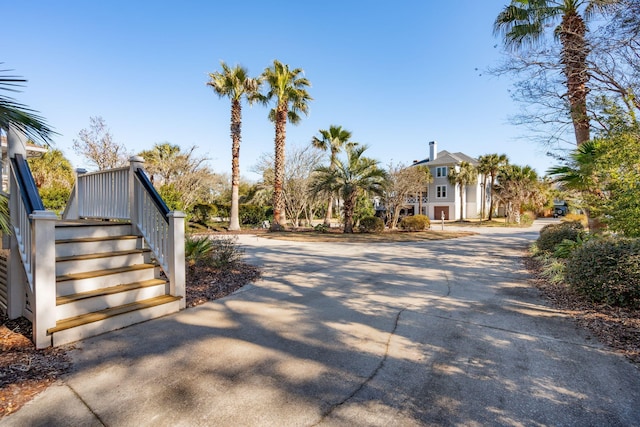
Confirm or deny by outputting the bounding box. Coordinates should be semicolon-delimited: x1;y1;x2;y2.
3;220;640;426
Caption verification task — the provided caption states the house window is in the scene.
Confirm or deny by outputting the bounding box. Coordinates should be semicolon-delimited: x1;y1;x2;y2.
436;166;447;177
436;185;447;198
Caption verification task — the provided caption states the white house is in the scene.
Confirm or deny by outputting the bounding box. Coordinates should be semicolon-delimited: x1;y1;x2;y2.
409;141;483;221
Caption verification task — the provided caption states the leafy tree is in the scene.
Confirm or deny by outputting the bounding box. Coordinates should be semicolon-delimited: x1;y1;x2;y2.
477;153;508;220
260;60;312;230
447;161;477;221
252;144;323;227
28;148;75;211
383;162;432;229
73;116;130;170
139;142;220;213
207;62;261;231
311;125;354;226
312;145;387;233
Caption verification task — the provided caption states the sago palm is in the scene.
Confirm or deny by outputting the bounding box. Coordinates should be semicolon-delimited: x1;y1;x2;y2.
208;62;260;231
448;161;477;221
312;145;387;233
311;125;353;226
494;0;619;146
260;60;312;230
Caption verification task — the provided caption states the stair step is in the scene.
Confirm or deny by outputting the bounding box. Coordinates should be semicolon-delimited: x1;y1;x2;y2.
48;294;181;334
55;221;132;240
56;278;167;305
56;248;150;263
56;235;140;257
57;264;157;283
56;235;138;245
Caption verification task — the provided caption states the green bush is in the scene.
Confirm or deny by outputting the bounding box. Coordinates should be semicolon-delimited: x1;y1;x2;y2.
239;204;268;226
536;221;584;253
565;237;640;308
314;223;329;233
399;214;430;231
358;216;384;233
39;186;71;212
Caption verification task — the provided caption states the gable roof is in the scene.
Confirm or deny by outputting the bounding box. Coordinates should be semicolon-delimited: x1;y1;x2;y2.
412;150;478;167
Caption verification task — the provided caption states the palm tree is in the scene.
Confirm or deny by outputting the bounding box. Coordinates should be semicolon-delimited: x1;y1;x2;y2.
477;153;508;220
494;0;619;146
311;125;353;226
448;161;477;221
547;139;603;229
1;67;55;235
208;62;261;231
312;145;388;233
260;60;312;230
494;164;539;224
0;67;55;144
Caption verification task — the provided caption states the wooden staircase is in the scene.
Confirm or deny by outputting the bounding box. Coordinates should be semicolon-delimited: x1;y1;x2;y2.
47;221;182;346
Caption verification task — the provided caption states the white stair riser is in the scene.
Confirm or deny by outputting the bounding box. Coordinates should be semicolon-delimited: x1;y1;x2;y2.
56;238;139;258
51;300;181;347
57;267;157;296
56;253;147;276
56;283;168;320
55;224;132;240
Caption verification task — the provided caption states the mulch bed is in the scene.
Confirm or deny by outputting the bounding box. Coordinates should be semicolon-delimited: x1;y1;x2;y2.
0;261;260;418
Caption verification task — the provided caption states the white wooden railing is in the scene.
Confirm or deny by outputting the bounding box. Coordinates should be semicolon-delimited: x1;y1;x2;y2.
8;153;57;348
63;157;185;309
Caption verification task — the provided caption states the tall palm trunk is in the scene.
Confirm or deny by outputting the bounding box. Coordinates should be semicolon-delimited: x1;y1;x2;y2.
458;185;464;221
229;100;242;231
488;174;497;220
561;11;590;145
272;104;288;230
343;191;357;233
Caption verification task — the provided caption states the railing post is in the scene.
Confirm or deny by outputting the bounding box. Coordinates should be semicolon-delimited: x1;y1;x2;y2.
129;156;144;233
30;210;57;348
7;125;27;320
66;168;87;220
168;211;186;309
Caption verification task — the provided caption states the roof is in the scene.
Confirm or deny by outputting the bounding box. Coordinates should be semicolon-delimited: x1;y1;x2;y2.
412;150;479;167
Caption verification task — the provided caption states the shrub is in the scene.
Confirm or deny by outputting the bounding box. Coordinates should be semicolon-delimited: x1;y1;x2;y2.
185;235;215;265
536;221;584;253
209;236;244;268
314;223;329;233
563;213;587;227
399;214;430;231
358;216;384;233
239;204;268;226
565;237;640;308
185;235;244;268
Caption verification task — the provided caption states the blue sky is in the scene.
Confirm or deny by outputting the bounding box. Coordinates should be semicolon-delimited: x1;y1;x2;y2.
3;1;555;181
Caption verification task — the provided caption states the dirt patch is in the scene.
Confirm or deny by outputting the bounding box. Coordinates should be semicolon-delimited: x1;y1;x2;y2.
0;261;260;418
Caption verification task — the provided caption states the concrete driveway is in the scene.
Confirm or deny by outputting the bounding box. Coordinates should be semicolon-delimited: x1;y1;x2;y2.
3;220;640;426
